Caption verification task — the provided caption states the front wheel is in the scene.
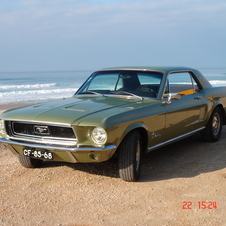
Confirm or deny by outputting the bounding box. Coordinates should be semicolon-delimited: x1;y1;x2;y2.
201;107;223;142
118;130;142;182
18;155;43;168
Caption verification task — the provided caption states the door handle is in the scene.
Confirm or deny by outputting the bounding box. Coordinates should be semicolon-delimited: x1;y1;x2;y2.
194;96;201;100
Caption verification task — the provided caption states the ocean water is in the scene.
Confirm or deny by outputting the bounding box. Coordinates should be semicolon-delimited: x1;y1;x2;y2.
0;70;92;104
0;68;226;105
199;68;226;86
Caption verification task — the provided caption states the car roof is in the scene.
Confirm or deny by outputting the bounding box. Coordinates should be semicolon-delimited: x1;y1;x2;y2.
96;66;212;88
97;66;196;74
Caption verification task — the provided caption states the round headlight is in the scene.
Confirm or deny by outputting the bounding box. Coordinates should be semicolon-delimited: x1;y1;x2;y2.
91;127;107;144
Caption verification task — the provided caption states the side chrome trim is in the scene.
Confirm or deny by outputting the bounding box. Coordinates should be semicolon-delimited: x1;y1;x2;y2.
147;127;206;152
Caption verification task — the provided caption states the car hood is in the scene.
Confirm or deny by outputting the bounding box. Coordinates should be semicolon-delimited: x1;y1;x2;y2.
1;96;160;126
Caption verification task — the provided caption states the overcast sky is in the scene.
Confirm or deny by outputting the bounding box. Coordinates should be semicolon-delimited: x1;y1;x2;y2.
0;0;226;71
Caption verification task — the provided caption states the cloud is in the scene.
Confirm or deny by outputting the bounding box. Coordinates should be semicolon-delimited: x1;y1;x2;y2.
0;0;226;70
1;0;225;38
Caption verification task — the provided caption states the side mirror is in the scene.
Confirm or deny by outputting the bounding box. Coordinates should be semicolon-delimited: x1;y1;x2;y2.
163;93;181;104
171;93;181;100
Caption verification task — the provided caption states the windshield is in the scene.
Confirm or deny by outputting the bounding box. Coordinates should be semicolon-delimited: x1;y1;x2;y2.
75;70;163;98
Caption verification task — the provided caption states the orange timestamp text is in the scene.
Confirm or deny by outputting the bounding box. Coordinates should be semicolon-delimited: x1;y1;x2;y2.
182;201;218;209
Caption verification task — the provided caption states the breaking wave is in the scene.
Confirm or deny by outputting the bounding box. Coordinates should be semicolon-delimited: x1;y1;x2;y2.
209;80;226;86
0;88;78;104
0;83;56;90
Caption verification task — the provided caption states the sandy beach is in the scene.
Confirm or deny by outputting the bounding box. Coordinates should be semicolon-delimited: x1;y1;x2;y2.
0;104;226;225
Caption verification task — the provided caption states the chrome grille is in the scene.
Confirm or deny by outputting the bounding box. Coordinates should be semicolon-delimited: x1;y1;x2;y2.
12;122;75;138
5;121;77;147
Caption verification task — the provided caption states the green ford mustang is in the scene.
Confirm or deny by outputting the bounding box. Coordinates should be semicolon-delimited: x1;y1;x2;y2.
1;66;226;181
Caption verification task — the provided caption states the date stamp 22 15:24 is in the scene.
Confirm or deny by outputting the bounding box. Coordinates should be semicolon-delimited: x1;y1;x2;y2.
182;201;218;210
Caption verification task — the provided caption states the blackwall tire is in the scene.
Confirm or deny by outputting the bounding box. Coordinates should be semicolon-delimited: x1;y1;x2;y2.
118;130;142;182
201;107;223;142
18;155;43;168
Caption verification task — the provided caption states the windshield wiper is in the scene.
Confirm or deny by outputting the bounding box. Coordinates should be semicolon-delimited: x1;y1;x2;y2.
78;91;104;96
109;91;143;100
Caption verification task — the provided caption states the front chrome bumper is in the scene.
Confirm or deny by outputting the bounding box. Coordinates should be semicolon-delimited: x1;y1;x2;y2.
0;137;117;163
0;137;116;152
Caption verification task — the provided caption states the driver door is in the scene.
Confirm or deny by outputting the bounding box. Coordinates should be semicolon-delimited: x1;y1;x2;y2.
164;72;206;140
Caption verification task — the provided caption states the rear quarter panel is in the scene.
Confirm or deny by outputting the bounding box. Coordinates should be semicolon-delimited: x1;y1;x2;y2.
199;86;226;123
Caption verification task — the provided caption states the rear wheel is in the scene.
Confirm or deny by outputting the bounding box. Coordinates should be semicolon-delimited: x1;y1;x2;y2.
118;130;142;182
18;155;43;168
201;107;223;142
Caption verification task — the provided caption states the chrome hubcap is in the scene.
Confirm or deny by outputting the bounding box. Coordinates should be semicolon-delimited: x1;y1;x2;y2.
212;113;220;136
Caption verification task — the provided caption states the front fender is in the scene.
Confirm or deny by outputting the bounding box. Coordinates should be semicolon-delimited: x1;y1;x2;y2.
118;122;148;148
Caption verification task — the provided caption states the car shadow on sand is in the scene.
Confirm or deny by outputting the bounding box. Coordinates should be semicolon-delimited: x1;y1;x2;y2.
41;127;226;182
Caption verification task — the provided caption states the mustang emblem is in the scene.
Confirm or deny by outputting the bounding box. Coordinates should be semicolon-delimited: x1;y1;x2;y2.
34;125;50;135
151;131;161;139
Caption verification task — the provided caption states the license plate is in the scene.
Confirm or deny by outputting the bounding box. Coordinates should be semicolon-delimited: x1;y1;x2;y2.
23;148;53;160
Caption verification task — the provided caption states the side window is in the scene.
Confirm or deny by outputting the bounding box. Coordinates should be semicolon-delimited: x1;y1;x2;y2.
137;72;162;85
165;72;200;95
136;72;163;98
